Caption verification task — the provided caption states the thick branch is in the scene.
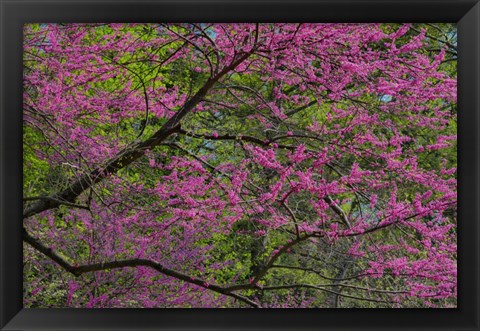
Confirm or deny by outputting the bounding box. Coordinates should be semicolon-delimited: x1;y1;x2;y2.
22;228;259;308
23;196;90;211
23;52;253;219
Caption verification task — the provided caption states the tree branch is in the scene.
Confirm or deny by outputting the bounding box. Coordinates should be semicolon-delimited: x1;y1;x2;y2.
22;228;260;308
23;51;253;219
23;196;90;211
259;284;397;305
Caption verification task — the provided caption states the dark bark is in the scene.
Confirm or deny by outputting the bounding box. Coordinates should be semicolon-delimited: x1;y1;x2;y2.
23;228;260;308
23;52;252;219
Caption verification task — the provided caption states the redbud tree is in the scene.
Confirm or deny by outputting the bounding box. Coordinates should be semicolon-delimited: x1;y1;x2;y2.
23;23;457;308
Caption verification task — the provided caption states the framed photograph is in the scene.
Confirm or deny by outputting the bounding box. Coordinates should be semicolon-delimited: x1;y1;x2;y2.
1;0;479;330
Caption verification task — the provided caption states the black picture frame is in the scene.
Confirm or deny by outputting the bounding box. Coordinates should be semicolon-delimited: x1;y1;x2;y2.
1;0;479;330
